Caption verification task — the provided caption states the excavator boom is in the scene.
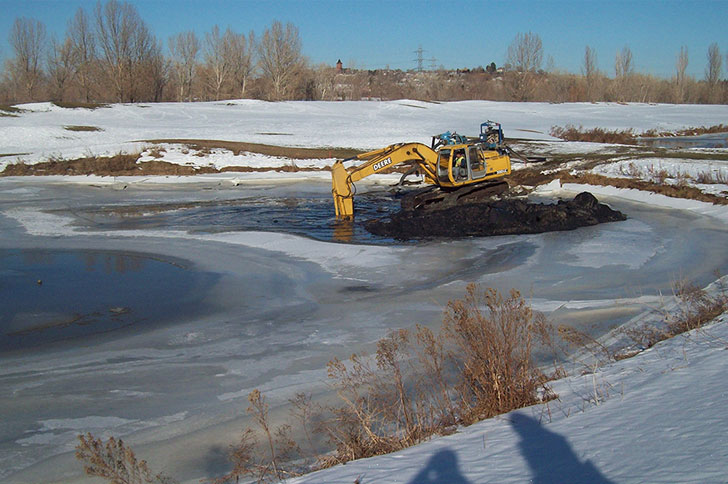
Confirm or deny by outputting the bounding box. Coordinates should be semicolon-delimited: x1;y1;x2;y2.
332;142;437;219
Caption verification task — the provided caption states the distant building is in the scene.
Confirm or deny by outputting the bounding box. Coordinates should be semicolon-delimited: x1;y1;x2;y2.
336;59;343;73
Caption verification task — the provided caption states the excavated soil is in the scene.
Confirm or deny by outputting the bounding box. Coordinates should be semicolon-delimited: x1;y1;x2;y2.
365;191;626;240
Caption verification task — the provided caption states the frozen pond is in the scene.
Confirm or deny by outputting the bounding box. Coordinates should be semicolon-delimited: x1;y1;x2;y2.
2;177;728;483
0;248;216;352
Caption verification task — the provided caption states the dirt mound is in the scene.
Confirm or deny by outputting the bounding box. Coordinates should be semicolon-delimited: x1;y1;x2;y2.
365;192;626;240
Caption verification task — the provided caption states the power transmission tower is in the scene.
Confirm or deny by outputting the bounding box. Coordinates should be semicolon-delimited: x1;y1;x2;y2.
413;45;425;72
429;57;438;71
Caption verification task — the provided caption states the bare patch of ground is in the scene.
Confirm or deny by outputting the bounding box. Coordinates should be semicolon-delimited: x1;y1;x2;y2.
0;104;23;117
51;101;110;110
64;125;104;132
1;153;219;176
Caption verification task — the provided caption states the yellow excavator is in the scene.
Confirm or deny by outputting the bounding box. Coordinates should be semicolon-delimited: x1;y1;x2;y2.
332;122;513;219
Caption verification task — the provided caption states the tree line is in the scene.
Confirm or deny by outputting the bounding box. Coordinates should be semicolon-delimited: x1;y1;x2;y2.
2;1;726;105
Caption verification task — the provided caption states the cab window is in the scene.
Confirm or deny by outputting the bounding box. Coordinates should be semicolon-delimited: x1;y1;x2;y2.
469;146;486;178
437;149;451;182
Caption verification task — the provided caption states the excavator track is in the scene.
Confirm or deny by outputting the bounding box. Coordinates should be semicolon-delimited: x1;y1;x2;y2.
400;180;509;212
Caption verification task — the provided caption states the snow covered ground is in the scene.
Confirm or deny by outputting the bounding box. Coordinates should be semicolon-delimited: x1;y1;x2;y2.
1;100;728;484
3;99;728;168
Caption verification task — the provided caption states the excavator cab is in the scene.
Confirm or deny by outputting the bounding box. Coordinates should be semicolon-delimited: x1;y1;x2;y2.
436;143;509;186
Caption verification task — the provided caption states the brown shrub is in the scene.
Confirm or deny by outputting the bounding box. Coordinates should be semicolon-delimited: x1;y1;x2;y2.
442;284;550;423
75;433;175;484
315;284;552;468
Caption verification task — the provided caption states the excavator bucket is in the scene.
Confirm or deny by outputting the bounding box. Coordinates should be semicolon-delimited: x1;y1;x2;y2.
331;160;354;219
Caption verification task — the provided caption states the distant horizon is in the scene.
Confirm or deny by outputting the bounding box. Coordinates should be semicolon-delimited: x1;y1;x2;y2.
0;0;726;80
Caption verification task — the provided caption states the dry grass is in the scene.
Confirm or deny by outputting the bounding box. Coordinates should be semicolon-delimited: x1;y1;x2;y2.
695;169;728;185
550;125;638;144
557;171;728;205
144;139;362;161
64;125;104;132
52;101;109;110
623;278;727;351
1;153;219;176
551;124;728;144
643;124;728;138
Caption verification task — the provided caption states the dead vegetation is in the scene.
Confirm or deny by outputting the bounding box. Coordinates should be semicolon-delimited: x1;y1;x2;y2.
207;285;555;483
52;101;110;110
623;278;727;350
0;104;23;116
558;171;728;205
1;153;218;176
75;433;176;484
550;124;728;144
550;125;638;145
64;125;104;132
144;139;362;160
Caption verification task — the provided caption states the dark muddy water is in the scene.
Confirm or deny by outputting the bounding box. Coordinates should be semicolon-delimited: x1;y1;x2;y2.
71;189;405;244
0;248;216;352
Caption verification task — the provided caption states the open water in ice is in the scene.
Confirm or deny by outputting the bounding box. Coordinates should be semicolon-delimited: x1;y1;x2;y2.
637;132;728;149
2;178;728;483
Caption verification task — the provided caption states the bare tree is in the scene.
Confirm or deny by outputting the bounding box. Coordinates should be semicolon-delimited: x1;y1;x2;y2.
8;17;47;101
705;42;722;103
674;45;689;103
94;0;157;102
312;63;337;100
68;7;96;102
257;21;303;100
47;35;76;101
582;45;600;101
504;31;543;101
203;25;235;100
705;42;722;84
144;39;168;102
506;31;543;73
230;31;256;99
614;46;633;78
614;46;634;101
169;31;199;101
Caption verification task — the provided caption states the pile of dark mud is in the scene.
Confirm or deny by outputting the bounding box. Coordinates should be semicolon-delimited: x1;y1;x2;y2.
365;192;626;240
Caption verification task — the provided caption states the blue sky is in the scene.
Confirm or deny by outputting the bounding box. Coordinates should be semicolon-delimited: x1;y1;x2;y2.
0;0;726;79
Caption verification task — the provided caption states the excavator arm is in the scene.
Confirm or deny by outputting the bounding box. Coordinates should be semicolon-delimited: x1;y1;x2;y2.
332;142;438;219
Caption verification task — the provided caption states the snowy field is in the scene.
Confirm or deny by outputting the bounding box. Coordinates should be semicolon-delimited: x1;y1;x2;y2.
3;99;728;169
1;100;728;483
